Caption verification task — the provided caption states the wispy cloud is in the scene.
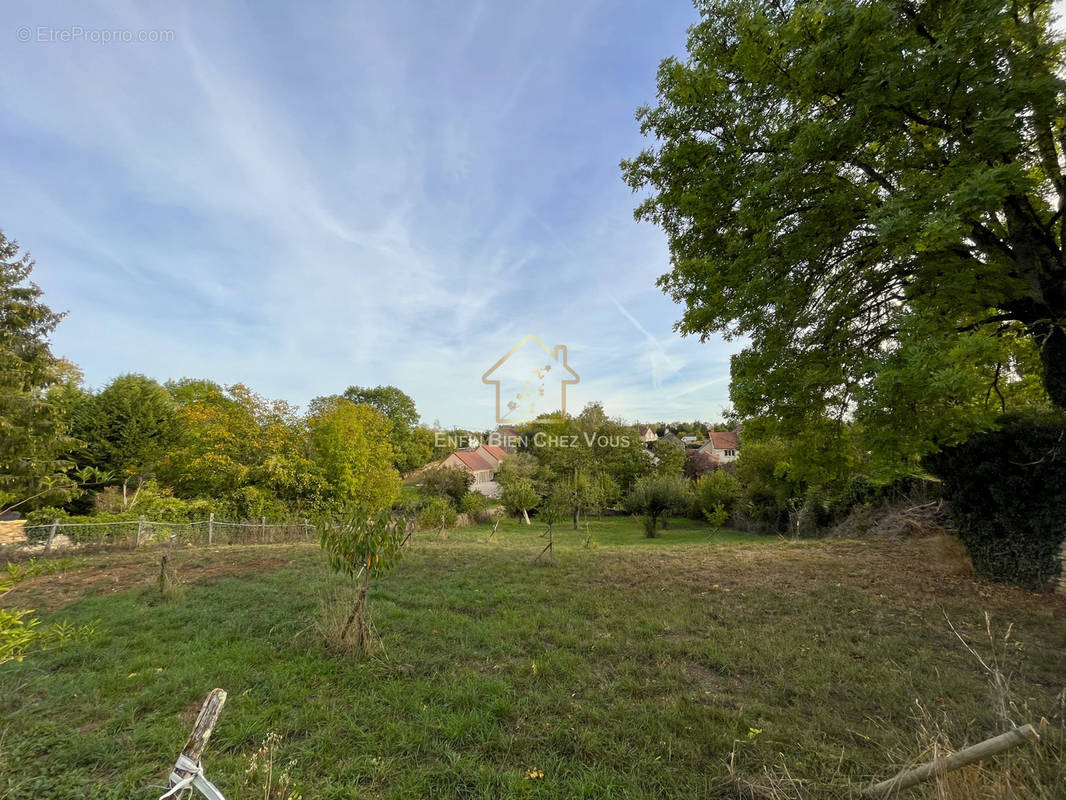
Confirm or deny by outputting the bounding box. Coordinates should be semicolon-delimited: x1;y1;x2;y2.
0;0;734;426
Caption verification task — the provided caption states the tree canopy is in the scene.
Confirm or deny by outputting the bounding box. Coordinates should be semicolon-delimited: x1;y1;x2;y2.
0;232;72;510
623;0;1065;463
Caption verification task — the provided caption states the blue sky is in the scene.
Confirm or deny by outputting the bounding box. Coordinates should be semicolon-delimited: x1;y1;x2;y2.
1;0;738;429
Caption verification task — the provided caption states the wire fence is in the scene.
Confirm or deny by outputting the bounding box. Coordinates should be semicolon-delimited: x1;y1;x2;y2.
7;515;316;557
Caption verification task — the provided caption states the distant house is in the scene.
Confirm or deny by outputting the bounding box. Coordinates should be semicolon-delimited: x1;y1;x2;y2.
441;446;508;496
637;425;658;444
474;444;508;471
699;430;740;463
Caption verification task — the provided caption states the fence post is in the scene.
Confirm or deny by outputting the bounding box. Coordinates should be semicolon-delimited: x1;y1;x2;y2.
136;515;145;548
45;519;59;553
261;516;267;543
208;512;214;546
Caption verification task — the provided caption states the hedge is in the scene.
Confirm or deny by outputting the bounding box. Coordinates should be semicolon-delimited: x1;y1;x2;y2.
926;409;1066;590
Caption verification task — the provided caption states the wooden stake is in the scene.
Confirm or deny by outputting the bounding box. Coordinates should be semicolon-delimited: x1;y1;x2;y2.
861;724;1040;798
207;512;214;546
172;688;227;796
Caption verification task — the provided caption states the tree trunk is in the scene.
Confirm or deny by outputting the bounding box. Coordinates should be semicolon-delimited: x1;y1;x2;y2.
339;598;360;643
340;576;370;651
1038;322;1066;410
572;508;580;530
521;508;530;525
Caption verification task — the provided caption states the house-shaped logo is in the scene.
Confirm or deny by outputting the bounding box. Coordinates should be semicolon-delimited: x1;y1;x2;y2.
482;335;579;423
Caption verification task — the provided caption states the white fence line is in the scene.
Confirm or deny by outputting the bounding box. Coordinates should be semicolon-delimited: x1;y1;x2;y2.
12;516;316;553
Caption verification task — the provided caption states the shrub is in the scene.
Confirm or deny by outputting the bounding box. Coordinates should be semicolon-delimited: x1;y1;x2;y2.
418;497;458;534
625;474;692;537
926;410;1066;590
695;471;742;520
420;466;473;508
218;486;289;522
393;488;424;516
459;491;490;516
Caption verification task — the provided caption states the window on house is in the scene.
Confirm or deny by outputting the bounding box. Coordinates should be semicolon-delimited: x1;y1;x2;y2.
725;449;735;457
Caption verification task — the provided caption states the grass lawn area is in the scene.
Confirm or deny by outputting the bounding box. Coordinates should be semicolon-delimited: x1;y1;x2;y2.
1;518;1064;799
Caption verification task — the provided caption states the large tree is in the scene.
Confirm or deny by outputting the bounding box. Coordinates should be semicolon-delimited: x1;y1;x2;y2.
623;0;1066;457
76;374;180;504
342;385;426;472
0;232;73;511
307;398;400;512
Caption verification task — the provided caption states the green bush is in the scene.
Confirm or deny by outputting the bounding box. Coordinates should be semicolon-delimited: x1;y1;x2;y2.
625;474;692;537
695;471;742;520
459;491;490;516
22;508;69;543
23;507;69;528
418;497;458;532
420;466;473;508
926;410;1066;590
217;486;288;522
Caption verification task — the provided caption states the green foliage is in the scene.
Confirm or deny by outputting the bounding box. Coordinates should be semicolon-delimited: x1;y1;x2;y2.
4;557;86;583
625;474;693;537
459;491;490;516
399;426;436;474
500;477;540;523
341;385;426;472
420;466;473;509
0;558;95;665
160;383;300;500
0;231;74;511
623;0;1066;465
495;452;540;489
734;438;802;533
695;471;742;520
650;438;685;477
704;503;729;531
318;506;404;581
926;410;1066;589
23;506;69;528
0;607;39;665
548;469;607;530
73;374;180;486
217;485;290;522
418;496;458;532
518;404;648;495
308;398;400;513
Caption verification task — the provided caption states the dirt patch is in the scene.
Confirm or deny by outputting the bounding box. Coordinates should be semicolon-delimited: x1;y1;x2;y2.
1;550;297;613
0;520;26;544
584;538;1064;618
684;661;744;701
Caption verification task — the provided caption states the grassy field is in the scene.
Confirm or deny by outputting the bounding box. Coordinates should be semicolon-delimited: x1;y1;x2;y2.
1;517;1064;799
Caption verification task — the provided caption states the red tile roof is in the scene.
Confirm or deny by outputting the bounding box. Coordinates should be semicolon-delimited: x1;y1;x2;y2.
480;444;507;461
449;450;493;472
707;431;740;451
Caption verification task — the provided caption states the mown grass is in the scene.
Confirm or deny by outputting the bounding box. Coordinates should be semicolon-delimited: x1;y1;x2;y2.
1;518;1063;799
